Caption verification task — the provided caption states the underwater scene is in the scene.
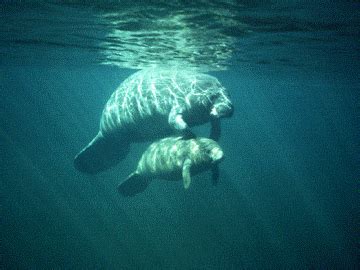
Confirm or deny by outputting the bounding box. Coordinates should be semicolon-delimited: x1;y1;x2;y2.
1;1;359;269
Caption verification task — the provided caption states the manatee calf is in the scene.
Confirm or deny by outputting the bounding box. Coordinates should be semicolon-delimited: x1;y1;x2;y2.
117;136;224;197
74;68;233;174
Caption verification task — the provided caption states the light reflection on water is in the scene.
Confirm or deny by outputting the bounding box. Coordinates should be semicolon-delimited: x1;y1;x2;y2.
1;1;358;70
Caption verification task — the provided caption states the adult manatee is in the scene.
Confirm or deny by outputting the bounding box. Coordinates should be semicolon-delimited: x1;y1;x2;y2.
74;68;233;174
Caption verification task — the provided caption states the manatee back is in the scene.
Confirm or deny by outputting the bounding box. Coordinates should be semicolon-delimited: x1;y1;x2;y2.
99;68;227;136
137;137;189;178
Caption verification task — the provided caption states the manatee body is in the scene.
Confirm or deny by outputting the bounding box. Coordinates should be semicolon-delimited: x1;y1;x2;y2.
74;68;233;174
117;136;224;197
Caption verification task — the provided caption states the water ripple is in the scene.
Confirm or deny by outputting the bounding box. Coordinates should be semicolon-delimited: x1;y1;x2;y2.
0;1;358;70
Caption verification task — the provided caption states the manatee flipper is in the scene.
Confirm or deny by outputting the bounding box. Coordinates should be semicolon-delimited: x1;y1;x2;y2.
182;158;192;189
169;106;187;130
210;118;221;141
211;164;220;186
74;132;130;174
168;106;196;139
117;172;150;197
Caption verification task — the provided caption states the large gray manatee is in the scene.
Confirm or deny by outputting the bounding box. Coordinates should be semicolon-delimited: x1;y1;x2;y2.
74;68;233;174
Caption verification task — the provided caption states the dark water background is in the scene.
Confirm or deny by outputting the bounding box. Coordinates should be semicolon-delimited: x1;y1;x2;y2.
1;1;359;269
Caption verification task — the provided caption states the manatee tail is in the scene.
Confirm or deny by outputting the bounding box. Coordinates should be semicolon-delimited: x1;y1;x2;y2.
74;132;130;174
117;172;150;197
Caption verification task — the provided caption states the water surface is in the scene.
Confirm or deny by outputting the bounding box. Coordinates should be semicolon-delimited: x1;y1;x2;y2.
1;1;359;269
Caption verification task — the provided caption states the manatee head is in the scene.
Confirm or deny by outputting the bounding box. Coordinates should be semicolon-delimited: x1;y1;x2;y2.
189;138;224;166
209;143;224;164
210;92;234;119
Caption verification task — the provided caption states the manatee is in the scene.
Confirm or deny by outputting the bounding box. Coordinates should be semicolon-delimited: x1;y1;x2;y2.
117;136;224;197
74;67;233;174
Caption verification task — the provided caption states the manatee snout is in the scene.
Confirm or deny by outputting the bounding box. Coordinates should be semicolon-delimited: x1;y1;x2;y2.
210;146;224;163
211;99;234;118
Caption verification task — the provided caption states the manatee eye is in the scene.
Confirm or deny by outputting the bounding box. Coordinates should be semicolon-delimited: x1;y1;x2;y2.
209;94;217;102
206;147;214;156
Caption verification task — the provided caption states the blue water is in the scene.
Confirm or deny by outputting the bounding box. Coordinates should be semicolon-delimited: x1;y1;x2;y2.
1;1;359;269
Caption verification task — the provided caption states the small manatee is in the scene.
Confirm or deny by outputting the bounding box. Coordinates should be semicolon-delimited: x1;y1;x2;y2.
118;136;224;197
74;68;233;174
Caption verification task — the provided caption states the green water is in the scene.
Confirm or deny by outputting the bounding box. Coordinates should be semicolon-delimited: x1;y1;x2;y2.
1;1;359;269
